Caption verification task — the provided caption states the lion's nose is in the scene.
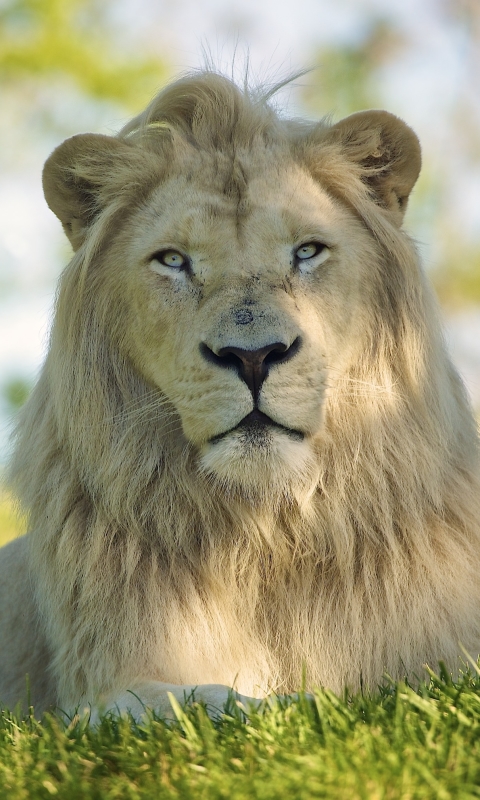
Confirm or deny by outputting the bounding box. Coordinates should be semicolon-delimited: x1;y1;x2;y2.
199;337;302;402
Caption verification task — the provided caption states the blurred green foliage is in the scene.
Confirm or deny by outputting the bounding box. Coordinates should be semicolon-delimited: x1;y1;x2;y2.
2;377;31;412
0;491;26;544
303;20;406;118
0;0;168;108
434;245;480;308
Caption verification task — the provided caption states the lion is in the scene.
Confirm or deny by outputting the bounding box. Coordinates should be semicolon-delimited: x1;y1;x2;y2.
1;70;480;721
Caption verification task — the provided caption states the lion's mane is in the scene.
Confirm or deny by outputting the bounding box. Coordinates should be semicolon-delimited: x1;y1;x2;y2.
9;71;480;707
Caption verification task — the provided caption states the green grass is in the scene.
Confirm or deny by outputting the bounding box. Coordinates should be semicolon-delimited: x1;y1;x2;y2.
2;669;480;798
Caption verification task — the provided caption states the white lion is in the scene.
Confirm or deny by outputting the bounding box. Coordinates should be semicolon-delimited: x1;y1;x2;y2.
1;70;480;721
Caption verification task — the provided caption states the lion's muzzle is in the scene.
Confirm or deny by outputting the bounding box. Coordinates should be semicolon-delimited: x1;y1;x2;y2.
199;336;302;403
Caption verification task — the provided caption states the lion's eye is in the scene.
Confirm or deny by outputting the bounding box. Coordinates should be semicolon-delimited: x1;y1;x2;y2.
295;243;326;260
152;250;188;269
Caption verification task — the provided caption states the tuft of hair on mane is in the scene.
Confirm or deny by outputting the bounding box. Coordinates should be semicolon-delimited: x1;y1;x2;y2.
118;68;306;163
7;68;480;707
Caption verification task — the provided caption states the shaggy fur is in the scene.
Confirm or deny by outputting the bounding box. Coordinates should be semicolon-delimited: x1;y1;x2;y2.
2;70;480;719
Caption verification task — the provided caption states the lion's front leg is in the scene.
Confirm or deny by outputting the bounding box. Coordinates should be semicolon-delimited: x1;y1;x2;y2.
89;681;262;724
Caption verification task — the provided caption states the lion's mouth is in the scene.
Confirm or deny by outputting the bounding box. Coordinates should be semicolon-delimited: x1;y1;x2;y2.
210;409;304;444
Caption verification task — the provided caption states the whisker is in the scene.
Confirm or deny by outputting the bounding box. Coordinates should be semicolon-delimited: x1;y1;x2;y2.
325;367;404;401
110;398;173;424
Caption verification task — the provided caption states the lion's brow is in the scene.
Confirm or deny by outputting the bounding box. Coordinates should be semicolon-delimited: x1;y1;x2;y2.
201;200;242;220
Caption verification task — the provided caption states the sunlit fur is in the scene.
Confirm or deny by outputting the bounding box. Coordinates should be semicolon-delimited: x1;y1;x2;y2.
5;71;480;715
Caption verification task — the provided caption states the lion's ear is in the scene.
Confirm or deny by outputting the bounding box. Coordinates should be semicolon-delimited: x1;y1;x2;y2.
327;110;421;222
42;133;135;250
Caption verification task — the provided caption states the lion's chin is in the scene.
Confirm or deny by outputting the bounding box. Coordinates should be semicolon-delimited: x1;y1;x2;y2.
198;425;320;508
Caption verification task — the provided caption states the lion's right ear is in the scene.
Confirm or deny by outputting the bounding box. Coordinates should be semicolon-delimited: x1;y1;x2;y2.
42;134;136;250
322;110;422;224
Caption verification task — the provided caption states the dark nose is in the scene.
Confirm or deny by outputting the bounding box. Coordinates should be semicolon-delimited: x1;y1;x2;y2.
200;337;302;402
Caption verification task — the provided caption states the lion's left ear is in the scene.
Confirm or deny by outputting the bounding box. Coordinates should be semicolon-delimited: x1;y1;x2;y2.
326;110;421;222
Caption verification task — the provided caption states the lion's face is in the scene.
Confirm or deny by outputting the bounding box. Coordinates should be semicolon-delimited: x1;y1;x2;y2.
107;151;374;495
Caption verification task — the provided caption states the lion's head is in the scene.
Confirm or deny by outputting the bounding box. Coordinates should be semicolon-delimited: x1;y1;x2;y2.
41;72;422;506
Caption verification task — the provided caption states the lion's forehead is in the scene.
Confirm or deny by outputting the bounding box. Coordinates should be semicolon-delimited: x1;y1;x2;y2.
133;160;344;262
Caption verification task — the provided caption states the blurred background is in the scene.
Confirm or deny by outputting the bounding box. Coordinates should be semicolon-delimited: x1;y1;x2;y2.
1;0;480;537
